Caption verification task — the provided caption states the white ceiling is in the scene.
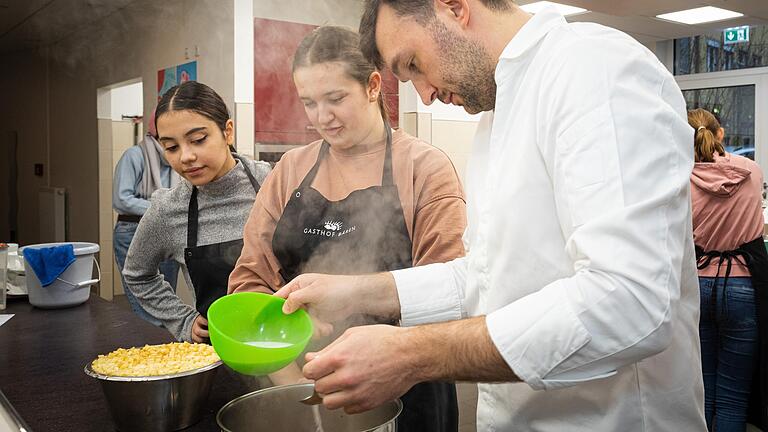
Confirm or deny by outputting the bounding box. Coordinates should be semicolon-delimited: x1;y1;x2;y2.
0;0;136;54
517;0;768;44
1;0;767;54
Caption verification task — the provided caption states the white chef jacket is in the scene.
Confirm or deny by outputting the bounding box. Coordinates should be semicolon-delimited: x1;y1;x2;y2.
392;8;706;432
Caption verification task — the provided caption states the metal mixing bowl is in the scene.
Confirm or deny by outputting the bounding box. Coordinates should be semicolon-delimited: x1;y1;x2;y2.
217;383;402;432
84;360;222;432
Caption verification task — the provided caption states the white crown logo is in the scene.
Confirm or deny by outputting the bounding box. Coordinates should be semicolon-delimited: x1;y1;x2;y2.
323;221;343;231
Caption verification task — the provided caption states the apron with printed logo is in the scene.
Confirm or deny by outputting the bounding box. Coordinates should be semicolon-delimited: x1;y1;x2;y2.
271;127;458;431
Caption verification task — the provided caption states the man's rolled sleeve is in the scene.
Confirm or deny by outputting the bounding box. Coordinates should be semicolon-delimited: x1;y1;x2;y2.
393;257;467;327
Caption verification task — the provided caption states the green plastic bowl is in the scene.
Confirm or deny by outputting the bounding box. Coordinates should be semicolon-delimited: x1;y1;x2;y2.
208;292;313;376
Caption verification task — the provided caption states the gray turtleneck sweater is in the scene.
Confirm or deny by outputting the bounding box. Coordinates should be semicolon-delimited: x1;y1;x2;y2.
123;157;271;341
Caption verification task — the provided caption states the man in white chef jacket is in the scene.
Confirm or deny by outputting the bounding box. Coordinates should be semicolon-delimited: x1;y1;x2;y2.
276;1;706;430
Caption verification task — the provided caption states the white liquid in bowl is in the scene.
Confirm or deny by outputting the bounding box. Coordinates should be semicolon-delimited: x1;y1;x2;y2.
244;341;293;348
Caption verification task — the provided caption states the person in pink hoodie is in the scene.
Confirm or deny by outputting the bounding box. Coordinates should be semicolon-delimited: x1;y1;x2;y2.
689;107;764;432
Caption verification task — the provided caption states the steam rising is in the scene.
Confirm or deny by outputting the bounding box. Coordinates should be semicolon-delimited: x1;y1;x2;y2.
24;0;231;84
288;149;412;357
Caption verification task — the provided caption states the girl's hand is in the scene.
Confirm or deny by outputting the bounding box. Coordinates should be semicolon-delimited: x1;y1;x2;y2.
191;315;209;343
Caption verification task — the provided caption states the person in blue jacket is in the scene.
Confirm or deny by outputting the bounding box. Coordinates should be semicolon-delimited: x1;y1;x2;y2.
113;109;180;325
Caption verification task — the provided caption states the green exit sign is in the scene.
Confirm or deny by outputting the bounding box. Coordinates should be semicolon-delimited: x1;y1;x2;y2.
724;26;749;44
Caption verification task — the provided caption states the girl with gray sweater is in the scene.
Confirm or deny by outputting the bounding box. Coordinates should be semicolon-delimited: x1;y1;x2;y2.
122;81;271;342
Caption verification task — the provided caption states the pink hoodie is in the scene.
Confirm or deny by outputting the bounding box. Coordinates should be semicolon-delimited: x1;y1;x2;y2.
691;152;764;277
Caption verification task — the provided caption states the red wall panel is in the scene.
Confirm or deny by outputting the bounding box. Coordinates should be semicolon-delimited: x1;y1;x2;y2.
254;18;319;145
254;18;399;146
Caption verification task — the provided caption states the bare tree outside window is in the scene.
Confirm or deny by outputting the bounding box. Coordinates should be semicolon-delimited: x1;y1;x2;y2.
675;25;768;75
682;85;756;160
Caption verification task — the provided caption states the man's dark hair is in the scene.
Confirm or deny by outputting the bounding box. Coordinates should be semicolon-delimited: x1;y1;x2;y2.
359;0;513;69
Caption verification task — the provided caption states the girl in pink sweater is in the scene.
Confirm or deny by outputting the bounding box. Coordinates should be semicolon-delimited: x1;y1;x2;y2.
690;108;763;432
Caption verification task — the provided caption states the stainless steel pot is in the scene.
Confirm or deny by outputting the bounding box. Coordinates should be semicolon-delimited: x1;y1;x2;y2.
84;360;221;431
217;383;402;432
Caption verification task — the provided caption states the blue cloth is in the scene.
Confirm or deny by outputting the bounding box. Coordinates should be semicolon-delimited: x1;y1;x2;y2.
112;145;173;216
114;220;179;326
24;244;77;287
699;276;759;432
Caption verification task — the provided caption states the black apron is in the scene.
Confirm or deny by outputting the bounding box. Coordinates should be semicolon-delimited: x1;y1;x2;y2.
185;155;261;318
696;237;768;429
271;127;458;432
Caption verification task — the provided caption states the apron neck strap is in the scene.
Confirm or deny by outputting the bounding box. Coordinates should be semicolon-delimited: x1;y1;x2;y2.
299;122;394;190
233;153;261;193
187;153;261;248
299;142;330;190
381;125;394;186
187;186;199;248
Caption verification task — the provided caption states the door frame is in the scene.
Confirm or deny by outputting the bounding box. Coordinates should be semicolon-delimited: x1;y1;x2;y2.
96;78;143;300
676;66;768;172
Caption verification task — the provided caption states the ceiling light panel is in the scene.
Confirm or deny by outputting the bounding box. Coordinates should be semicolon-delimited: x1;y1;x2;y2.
656;7;744;25
520;1;587;17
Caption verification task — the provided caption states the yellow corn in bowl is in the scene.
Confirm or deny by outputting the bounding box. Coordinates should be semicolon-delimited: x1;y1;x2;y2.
85;342;222;432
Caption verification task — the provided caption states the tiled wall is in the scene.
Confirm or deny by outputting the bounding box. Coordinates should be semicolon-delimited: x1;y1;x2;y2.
96;120;135;299
110;121;138;297
97;119;114;299
402;112;478;184
431;120;478;183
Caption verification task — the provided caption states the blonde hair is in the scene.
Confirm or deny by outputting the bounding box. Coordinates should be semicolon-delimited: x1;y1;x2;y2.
687;108;724;162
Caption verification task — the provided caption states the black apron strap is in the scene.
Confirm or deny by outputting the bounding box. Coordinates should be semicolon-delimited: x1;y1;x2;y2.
298;142;330;190
299;123;393;191
187;186;199;248
695;245;752;318
233;153;261;193
186;154;260;249
700;237;768;429
381;125;394;186
739;237;768;429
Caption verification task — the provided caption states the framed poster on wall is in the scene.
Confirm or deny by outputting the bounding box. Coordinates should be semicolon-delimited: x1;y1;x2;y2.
157;61;197;100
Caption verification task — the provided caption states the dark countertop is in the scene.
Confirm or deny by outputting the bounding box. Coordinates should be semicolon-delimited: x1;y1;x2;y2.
0;295;257;431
